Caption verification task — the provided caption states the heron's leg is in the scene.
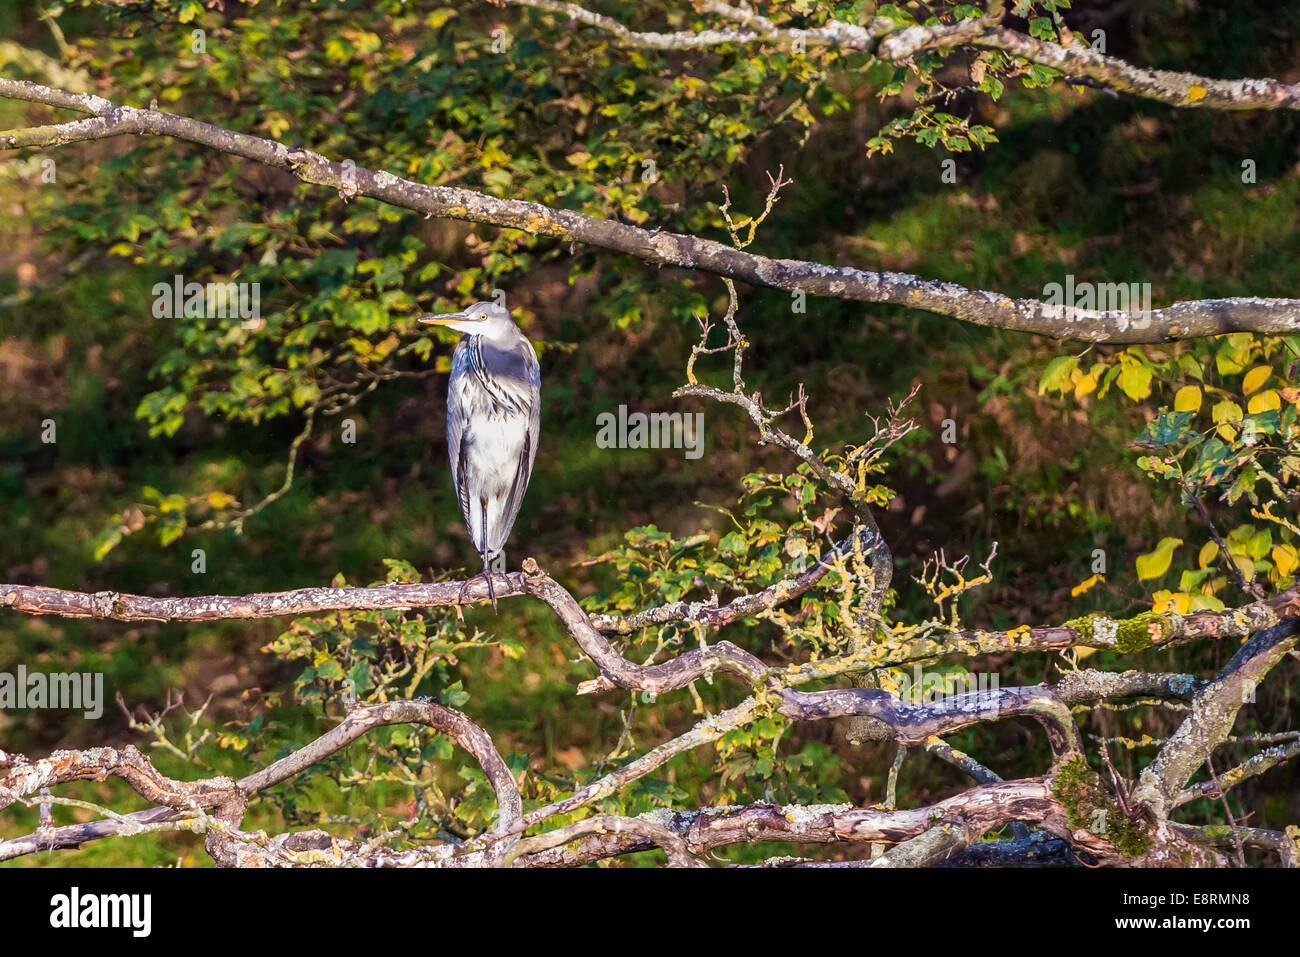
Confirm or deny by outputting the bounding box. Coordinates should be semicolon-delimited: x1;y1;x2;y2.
479;498;498;614
482;552;498;614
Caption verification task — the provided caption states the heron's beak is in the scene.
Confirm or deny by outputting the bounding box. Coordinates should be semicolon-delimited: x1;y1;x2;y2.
418;312;467;325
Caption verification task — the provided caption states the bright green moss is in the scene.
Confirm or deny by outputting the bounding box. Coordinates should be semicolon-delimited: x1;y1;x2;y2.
1115;612;1164;653
1062;612;1169;653
1063;616;1094;643
1050;756;1152;858
1051;756;1099;825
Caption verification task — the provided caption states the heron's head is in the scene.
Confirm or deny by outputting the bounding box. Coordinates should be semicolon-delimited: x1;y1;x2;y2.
418;301;515;339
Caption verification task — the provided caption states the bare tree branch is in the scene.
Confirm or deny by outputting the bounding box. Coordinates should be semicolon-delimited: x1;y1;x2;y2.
509;1;1300;111
507;815;706;867
1133;620;1300;818
4;573;1297;697
0;644;1262;866
1173;739;1300;809
513;774;1223;868
0;700;520;863
2;78;1298;343
507;0;885;51
879;22;1300;111
1172;823;1300;867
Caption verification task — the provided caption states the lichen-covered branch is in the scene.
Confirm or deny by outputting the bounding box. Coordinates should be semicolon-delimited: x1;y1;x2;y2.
507;0;885;52
508;1;1300;111
1173;739;1300;810
1132;620;1300;818
2;78;1298;343
2;641;1282;865
0;700;519;863
513;772;1226;868
0;744;242;819
506;815;706;868
5;573;1297;694
879;22;1300;111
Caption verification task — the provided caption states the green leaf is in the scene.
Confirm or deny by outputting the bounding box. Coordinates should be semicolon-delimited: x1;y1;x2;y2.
441;681;471;708
1038;355;1078;394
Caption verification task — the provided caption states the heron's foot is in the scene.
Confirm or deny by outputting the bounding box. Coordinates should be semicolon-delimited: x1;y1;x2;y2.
455;576;473;607
455;570;499;613
455;574;482;608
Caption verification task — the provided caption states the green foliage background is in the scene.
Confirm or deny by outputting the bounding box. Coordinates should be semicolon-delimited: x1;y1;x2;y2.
0;0;1296;865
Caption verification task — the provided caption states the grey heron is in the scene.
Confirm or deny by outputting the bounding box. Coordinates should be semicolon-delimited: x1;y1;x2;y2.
419;301;540;611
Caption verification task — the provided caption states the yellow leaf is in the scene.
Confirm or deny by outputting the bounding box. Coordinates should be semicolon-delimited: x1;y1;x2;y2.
1229;553;1256;582
565;151;592;166
1136;537;1182;581
1073;370;1098;398
265;112;290;139
1172;385;1202;412
1242;365;1270;395
1197;541;1218;568
1118;362;1152;401
1211;400;1243;424
207;491;237;509
1038;355;1078;394
1247;390;1280;414
1152;590;1191;614
1187;85;1208;101
1071;573;1104;597
1272;544;1298;579
1217;337;1255;375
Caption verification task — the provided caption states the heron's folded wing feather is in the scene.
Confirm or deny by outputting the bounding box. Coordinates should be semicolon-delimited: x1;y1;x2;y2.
496;345;542;545
446;339;474;527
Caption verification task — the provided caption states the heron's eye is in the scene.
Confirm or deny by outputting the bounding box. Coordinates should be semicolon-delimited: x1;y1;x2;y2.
479;312;488;320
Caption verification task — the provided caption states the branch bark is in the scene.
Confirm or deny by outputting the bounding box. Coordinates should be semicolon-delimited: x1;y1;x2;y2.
4;572;1297;693
3;78;1298;343
0;700;520;863
1132;620;1300;818
510;1;1300;111
879;22;1300;111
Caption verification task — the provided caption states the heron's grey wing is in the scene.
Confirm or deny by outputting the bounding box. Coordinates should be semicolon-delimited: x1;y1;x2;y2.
497;342;541;546
446;338;474;529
